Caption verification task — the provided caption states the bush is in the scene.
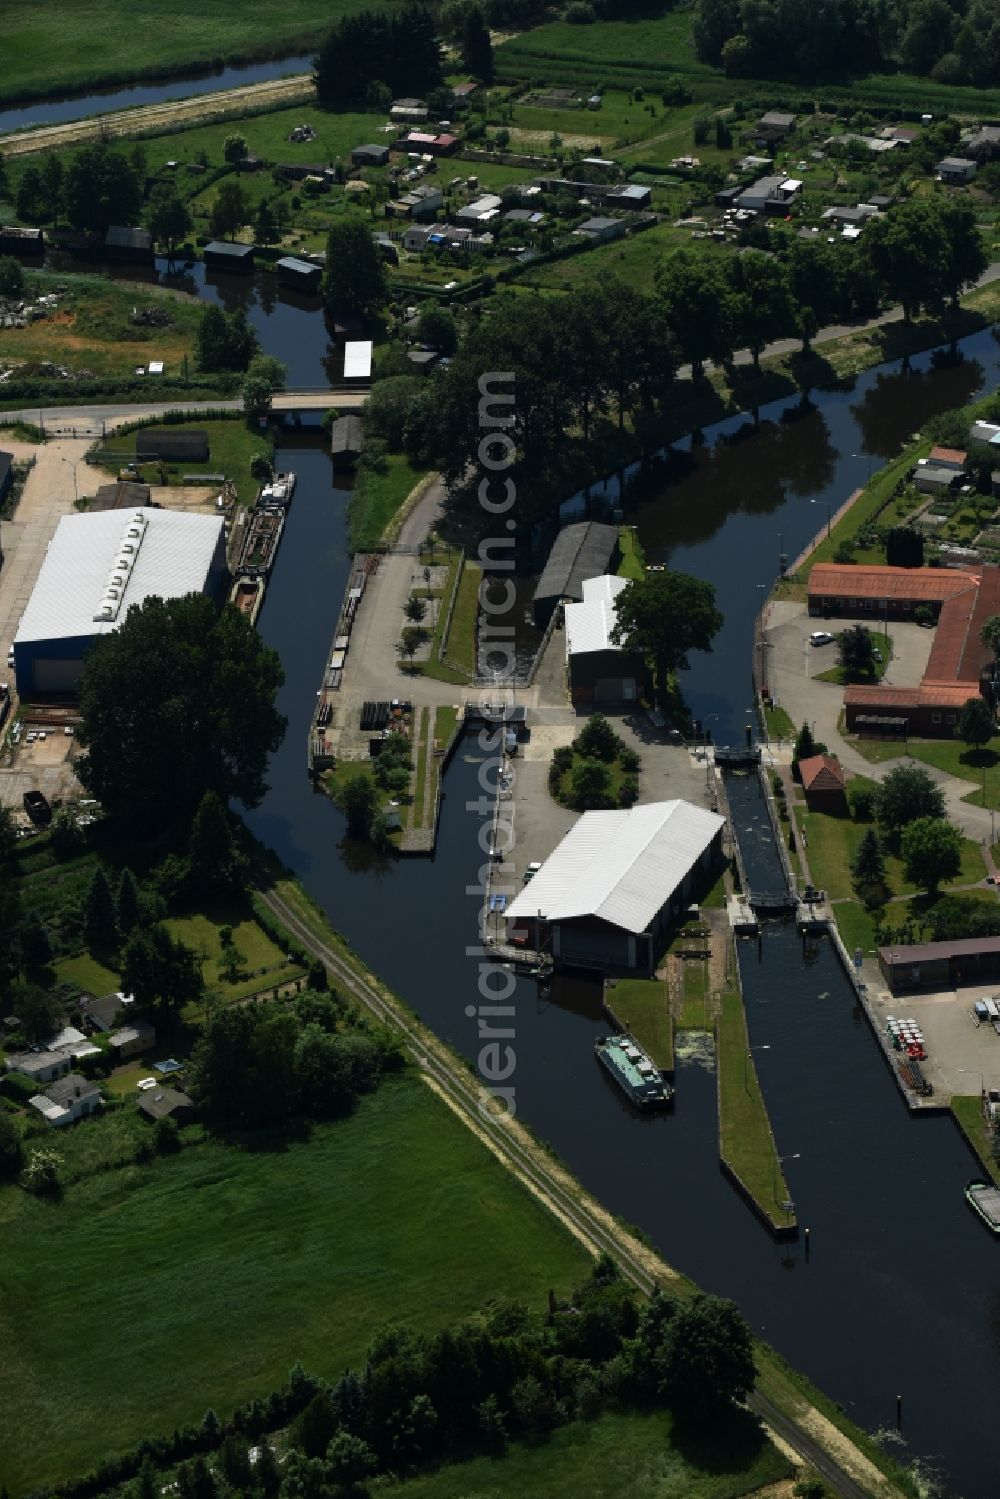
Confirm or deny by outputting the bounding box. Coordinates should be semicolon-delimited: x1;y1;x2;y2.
849;784;875;821
618;775;639;807
153;1116;181;1155
619;746;641;773
23;1147;62;1196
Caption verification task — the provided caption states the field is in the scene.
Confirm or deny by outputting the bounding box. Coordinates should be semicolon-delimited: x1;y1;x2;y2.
609;978;673;1071
0;271;203;379
0;1070;589;1496
0;0;372;105
102;416;274;505
391;1408;790;1499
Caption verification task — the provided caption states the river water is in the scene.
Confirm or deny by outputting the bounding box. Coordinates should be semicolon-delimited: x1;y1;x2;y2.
19;53;1000;1499
247;325;1000;1497
0;55;314;137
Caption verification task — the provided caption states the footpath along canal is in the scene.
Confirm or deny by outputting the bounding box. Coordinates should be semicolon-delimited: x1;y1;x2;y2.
129;260;1000;1488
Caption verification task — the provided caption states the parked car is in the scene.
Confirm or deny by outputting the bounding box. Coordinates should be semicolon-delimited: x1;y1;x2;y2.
809;631;834;646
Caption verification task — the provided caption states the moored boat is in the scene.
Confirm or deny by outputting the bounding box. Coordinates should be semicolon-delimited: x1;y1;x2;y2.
595;1033;672;1110
229;574;264;626
965;1178;1000;1235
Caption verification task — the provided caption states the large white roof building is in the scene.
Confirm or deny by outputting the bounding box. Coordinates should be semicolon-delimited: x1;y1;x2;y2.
13;506;226;695
506;800;725;973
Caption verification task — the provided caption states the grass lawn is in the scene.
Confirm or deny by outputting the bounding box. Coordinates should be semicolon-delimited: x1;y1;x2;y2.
675;958;712;1031
102;416;274;506
165;906;301;1002
0;1071;589;1496
0;271;203;379
814;627;893;685
441;558;482;676
610;978;673;1071
951;1094;1000;1186
717;989;792;1232
411;706;430;829
618;525;645;580
853;736;1000;811
391;1408;790;1499
0;0;371;103
53;952;120;998
347;452;428;552
763;704;795;742
831;900;879;958
792;445;930;582
801;786;986;902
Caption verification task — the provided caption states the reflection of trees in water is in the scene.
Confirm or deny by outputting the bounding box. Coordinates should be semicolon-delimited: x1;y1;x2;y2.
850;357;984;459
337;835;395;879
205;270;257;315
632;408;838;561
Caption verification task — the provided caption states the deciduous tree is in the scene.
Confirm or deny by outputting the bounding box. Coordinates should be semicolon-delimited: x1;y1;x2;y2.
957;695;995;749
901;816;963;894
77;594;286;830
655;1292;756;1417
324;217;387;320
876;764;946;841
611;571;723;705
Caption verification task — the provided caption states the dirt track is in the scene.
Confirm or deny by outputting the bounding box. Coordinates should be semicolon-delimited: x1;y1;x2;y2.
0;72;313;158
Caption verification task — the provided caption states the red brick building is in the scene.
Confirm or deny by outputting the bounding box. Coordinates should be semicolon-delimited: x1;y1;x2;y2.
807;562;1000;737
798;753;848;812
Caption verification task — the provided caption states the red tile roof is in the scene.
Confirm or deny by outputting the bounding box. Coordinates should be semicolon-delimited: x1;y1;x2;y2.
844;683;982;709
808;563;978;603
798;753;847;791
929;445;967;466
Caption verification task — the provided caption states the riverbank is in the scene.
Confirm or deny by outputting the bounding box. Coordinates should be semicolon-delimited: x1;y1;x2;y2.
256;871;913;1499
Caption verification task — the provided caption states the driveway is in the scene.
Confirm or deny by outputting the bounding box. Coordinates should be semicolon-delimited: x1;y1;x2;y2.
764;600;994;843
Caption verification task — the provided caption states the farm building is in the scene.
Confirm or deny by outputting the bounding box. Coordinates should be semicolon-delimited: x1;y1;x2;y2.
203;240;255;272
505;801;725;975
136;428;209;461
564;574;647;706
275;256;322;292
11;507;226;696
532;521;620;627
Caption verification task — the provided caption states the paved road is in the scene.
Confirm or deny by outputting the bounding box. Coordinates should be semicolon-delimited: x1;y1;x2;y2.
1;390;365;432
259;882;895;1499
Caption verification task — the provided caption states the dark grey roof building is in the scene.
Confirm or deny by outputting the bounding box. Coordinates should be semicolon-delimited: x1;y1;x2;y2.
329;415;364;468
139;1086;195;1121
532;521;621;627
203;240;255;271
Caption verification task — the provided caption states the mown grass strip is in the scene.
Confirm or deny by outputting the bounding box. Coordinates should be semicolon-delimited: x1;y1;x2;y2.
717;989;793;1233
609;978;674;1071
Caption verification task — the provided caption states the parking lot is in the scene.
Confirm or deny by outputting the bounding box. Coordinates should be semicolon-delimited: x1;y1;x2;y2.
868;980;1000;1097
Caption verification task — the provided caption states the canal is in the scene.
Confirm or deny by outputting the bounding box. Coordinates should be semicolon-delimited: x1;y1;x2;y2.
0;54;313;136
254;326;1000;1496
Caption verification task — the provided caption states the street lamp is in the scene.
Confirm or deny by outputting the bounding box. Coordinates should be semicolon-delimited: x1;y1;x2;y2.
745;1042;770;1093
59;454;80;504
775;1150;801;1206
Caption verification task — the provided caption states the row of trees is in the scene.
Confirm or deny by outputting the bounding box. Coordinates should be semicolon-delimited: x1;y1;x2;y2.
15;142;142;235
693;0;1000;86
355;197;983;535
314;5;443;110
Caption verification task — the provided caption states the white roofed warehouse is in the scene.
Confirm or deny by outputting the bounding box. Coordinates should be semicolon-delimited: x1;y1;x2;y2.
12;507;226;696
564;574;650;706
505;801;725;974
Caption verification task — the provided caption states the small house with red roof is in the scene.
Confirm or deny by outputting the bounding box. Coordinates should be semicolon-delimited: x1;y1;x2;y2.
798;754;848;813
